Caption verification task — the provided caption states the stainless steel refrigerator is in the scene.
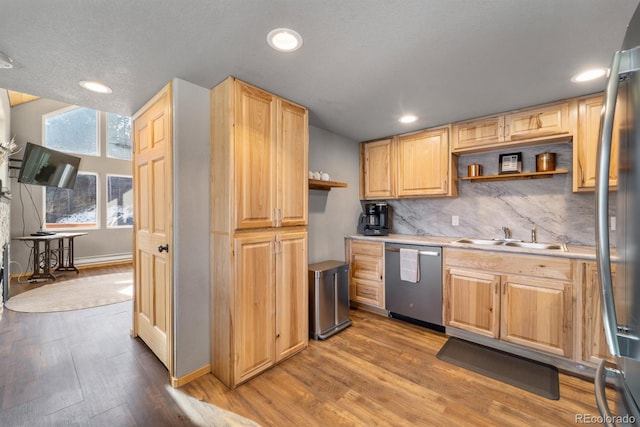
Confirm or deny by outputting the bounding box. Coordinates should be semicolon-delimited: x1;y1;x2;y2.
596;4;640;425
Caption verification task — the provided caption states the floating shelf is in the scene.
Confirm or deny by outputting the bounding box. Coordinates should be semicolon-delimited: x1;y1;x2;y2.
308;179;348;191
460;169;569;183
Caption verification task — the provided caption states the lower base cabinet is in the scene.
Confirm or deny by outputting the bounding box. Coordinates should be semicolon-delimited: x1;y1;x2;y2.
213;228;308;388
444;248;573;358
582;261;619;364
346;239;385;309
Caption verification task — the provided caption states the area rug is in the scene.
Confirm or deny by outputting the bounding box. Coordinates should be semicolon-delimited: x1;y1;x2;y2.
436;337;560;400
5;272;133;313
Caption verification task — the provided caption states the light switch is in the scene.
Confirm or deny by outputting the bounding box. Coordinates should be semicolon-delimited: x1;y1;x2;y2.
452;216;459;226
611;216;616;231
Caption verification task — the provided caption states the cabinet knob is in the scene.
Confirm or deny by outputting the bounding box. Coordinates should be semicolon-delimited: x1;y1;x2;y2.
158;244;169;253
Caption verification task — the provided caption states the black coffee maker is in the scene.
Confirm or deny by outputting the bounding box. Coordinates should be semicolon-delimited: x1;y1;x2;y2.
358;202;390;235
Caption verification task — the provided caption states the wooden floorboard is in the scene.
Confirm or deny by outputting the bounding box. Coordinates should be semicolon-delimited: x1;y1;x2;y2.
183;308;616;427
0;265;618;426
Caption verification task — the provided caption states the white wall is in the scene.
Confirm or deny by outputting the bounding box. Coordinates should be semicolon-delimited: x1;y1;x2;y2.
308;126;361;264
171;78;210;378
9;98;132;275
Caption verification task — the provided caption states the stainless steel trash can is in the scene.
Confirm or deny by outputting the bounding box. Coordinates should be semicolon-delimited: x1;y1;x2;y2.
308;260;352;340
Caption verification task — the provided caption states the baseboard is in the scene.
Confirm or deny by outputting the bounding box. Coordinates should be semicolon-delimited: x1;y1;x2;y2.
170;364;211;388
75;253;132;267
10;257;132;279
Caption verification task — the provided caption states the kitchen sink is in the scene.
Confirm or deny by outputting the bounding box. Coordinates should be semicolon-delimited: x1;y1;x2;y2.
454;238;504;245
504;241;565;250
453;238;566;251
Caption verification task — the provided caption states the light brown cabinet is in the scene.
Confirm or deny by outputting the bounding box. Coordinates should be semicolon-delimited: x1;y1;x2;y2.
361;138;395;199
396;127;457;197
445;268;500;338
347;239;385;309
232;80;308;229
232;229;308;384
574;94;619;192
444;248;574;358
500;275;572;357
360;126;457;200
211;77;308;388
582;262;620;364
452;100;575;154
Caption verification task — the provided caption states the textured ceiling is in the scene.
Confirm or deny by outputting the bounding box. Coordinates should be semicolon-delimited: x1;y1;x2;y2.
0;0;638;142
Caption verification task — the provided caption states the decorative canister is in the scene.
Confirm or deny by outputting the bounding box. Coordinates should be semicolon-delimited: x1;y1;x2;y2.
536;152;556;172
468;163;482;177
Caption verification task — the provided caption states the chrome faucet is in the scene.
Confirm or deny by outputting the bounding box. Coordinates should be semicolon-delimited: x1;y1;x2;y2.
501;226;511;240
531;227;537;243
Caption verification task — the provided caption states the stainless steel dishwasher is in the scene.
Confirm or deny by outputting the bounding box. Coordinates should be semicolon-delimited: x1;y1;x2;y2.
385;242;443;330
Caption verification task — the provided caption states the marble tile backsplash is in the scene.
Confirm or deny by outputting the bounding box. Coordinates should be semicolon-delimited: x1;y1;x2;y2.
387;142;612;246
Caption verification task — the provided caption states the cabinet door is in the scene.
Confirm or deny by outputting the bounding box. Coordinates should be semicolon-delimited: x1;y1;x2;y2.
275;230;308;362
444;268;500;338
234;81;277;230
234;232;276;383
361;138;395;199
574;94;619;191
277;99;308;227
583;262;620;363
451;115;504;152
504;101;571;142
350;253;383;282
500;275;572;357
350;277;384;308
397;128;450;197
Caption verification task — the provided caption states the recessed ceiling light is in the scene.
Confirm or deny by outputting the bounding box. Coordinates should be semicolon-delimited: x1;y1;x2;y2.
571;68;608;83
79;80;112;94
267;28;303;52
399;115;418;124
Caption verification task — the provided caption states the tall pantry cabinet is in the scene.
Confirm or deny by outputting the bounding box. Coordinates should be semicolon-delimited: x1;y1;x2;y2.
210;77;309;388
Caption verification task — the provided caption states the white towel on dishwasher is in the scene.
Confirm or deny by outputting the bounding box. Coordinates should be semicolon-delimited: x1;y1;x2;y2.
400;248;420;283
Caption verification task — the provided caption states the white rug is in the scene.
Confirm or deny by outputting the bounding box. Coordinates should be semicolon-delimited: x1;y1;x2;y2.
5;272;133;313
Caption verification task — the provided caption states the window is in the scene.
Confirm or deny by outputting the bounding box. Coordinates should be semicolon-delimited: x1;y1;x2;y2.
107;175;133;228
107;113;132;160
44;107;98;155
45;173;98;229
39;105;132;231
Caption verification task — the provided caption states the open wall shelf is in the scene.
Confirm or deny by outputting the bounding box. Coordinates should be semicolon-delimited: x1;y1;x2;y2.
459;169;569;183
309;179;348;191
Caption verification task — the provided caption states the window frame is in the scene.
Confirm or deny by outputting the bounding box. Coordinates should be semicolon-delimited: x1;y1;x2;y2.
43;171;100;231
105;173;133;229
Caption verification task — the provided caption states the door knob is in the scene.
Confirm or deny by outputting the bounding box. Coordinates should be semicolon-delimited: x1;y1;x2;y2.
158;244;169;253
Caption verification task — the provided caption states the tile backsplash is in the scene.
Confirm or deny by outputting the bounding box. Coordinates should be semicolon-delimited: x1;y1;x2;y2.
387;142;611;246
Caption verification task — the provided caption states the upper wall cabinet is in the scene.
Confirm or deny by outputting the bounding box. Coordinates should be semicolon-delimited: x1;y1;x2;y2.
574;93;619;192
452;100;576;154
360;138;395;199
232;80;309;229
360;126;457;200
396;127;456;198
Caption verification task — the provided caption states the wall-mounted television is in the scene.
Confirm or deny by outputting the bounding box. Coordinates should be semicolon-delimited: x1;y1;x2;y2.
17;142;81;190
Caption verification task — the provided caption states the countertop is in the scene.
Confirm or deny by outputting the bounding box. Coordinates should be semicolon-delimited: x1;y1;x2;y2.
346;233;602;261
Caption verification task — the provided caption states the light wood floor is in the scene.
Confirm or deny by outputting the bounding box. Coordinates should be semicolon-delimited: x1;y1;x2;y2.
1;266;614;426
184;308;612;427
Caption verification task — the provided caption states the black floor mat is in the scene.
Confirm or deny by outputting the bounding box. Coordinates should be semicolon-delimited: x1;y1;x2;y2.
436;337;560;400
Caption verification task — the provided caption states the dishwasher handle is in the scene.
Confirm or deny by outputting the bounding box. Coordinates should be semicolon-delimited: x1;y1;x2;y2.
385;247;440;257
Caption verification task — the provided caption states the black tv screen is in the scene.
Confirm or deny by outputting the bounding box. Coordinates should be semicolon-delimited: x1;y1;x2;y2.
17;142;81;189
